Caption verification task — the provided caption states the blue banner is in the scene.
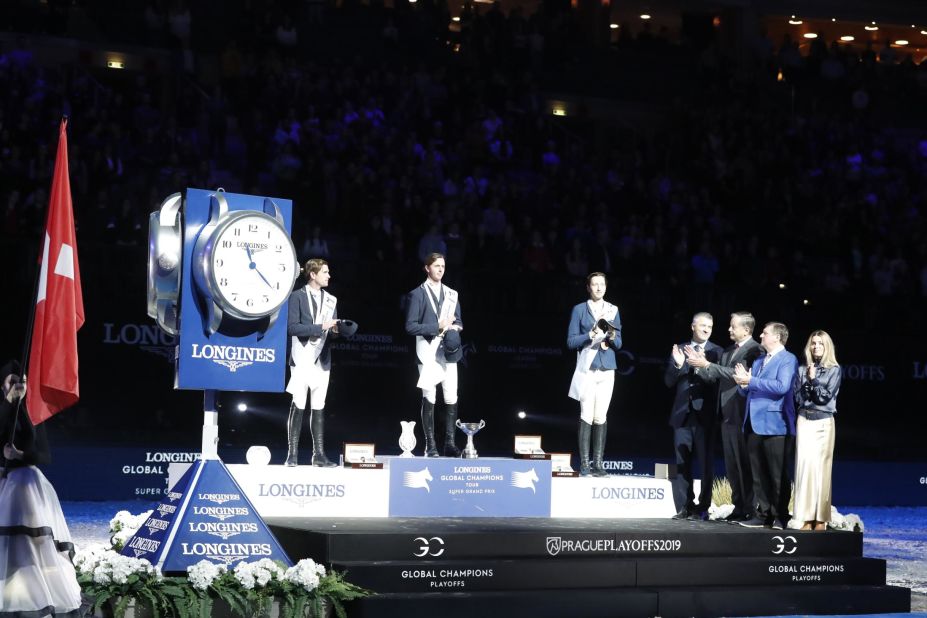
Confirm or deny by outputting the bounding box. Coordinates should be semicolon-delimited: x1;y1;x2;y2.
388;457;553;517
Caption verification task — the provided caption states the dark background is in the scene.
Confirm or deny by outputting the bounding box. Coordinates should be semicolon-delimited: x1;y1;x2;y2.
2;0;926;465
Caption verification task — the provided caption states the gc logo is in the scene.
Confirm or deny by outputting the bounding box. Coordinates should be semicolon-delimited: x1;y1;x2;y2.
771;535;798;555
413;536;445;557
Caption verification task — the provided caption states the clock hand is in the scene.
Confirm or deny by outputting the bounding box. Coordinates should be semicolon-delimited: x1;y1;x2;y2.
245;246;275;289
253;265;274;289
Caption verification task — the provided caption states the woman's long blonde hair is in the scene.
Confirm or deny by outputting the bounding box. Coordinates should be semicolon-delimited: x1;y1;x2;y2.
804;330;839;368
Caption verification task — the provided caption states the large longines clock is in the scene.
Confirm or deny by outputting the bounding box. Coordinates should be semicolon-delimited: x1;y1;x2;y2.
146;188;298;392
192;192;298;335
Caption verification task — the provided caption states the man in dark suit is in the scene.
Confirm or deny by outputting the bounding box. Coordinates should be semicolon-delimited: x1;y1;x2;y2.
663;312;722;520
688;311;763;522
285;259;340;467
734;322;798;530
405;253;464;457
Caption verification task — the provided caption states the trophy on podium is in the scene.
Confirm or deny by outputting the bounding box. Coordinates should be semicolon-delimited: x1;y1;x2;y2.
456;419;486;459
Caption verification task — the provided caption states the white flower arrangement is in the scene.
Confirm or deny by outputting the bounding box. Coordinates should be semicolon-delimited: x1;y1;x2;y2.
187;560;226;591
76;510;370;618
829;507;865;532
285;558;327;591
233;557;284;590
108;509;153;551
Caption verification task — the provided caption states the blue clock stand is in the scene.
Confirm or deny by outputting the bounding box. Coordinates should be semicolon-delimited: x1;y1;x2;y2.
125;189;298;573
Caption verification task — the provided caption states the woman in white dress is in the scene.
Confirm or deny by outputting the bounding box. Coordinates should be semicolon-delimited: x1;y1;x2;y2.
793;331;841;531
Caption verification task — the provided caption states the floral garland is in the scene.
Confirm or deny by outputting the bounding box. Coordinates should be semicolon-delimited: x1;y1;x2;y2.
74;511;370;618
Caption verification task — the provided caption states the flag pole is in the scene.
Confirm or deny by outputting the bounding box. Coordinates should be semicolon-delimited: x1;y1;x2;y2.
4;117;69;453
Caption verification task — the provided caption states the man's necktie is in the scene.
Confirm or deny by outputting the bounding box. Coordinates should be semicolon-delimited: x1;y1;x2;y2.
310;293;318;322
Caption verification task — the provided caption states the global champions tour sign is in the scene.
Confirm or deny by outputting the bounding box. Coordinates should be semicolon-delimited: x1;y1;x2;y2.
388;458;552;517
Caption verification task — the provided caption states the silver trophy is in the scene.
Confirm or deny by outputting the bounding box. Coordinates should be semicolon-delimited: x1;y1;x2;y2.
455;419;486;459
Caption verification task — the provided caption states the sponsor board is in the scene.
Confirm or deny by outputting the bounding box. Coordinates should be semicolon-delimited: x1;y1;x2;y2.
330;333;411;369
227;464;389;517
550;475;676;518
120;459;291;572
388;457;552;517
103;322;176;361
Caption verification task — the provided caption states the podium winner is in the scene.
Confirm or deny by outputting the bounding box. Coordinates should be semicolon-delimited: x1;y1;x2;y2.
405;252;463;457
567;272;622;476
285;259;340;467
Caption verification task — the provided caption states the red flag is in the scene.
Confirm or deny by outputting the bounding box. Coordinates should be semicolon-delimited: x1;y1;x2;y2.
26;119;84;425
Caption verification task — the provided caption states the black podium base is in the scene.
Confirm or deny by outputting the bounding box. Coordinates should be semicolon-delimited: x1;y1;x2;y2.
266;517;911;617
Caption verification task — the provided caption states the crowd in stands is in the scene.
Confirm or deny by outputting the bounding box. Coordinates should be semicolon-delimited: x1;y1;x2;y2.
2;0;927;329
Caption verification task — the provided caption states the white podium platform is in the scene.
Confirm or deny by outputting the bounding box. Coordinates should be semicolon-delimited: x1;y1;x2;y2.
169;460;678;519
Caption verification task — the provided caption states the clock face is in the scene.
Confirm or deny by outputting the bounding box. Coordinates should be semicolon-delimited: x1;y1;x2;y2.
208;212;297;319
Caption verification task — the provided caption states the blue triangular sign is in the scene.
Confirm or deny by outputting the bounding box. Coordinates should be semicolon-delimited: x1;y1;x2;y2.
121;459;293;573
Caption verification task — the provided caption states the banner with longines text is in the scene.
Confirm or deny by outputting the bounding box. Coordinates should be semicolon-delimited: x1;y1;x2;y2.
121;460;292;573
41;447;927;507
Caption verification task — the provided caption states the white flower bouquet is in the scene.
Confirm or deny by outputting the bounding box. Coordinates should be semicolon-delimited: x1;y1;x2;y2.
75;511;370;618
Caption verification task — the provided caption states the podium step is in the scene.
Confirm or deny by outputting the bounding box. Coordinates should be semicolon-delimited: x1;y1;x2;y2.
657;584;911;618
636;556;887;587
268;517;863;562
334;558;637;592
269;517;909;617
343;585;910;618
334;556;887;593
344;588;659;618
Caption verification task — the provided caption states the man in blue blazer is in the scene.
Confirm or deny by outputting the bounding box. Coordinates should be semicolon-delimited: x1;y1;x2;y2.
663;312;723;520
734;322;798;529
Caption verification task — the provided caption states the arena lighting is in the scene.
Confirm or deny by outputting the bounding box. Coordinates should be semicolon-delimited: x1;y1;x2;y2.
865;22;878;31
895;40;909;46
922;31;927;36
788;15;802;25
778;283;787;290
840;36;855;42
803;33;818;39
803;299;810;306
451;16;460;21
640;14;651;20
106;60;125;69
517;410;527;420
610;23;619;29
237;402;248;412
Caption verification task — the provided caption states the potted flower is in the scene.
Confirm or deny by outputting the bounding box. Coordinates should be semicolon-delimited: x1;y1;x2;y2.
75;511;370;617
